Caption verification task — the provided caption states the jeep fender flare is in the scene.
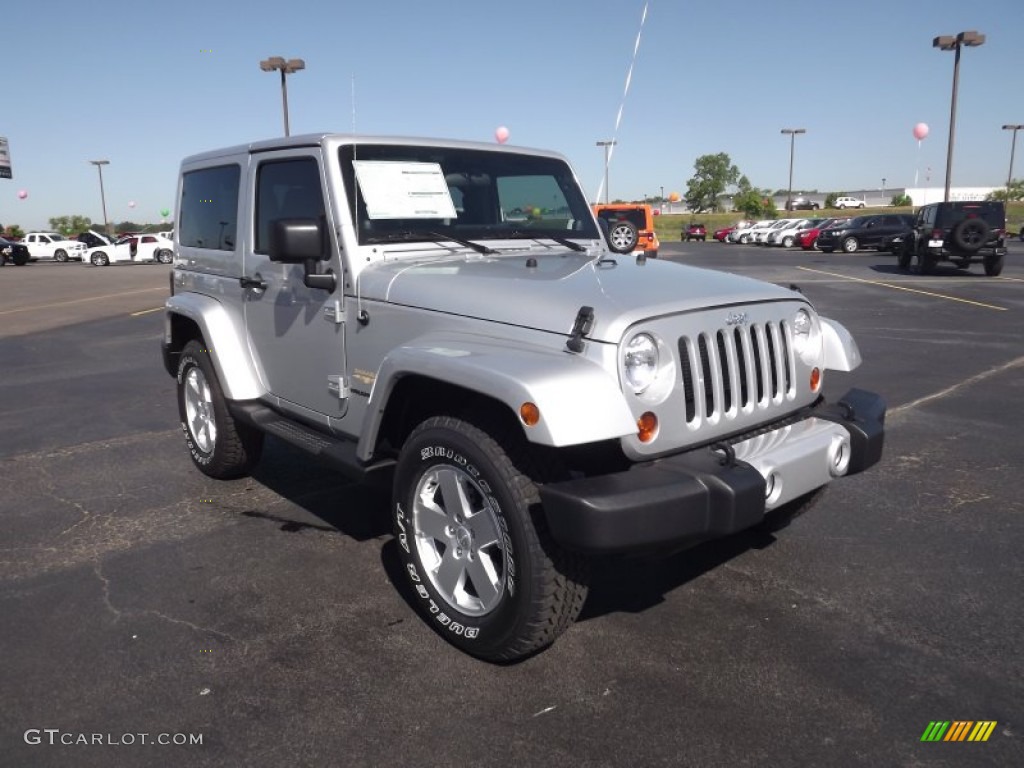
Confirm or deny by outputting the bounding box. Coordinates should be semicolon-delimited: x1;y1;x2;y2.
356;334;636;461
165;293;266;401
820;317;862;372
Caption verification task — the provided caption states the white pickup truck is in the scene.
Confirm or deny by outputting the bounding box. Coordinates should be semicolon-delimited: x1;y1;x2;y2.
22;232;87;262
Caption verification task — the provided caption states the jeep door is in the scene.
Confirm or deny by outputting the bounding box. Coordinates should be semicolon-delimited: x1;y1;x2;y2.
243;150;348;423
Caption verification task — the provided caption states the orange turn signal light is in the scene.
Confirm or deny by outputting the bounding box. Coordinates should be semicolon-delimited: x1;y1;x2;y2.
809;367;822;393
519;402;540;426
637;411;658;443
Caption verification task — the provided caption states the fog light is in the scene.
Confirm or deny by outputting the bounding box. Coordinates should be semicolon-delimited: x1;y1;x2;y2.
809;367;822;392
637;411;658;443
519;402;540;426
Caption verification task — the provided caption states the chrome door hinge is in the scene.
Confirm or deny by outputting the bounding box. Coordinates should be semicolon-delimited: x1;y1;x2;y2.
323;300;344;325
327;375;350;399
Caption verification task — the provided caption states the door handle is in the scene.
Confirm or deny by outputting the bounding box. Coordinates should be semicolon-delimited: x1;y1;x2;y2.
239;275;267;291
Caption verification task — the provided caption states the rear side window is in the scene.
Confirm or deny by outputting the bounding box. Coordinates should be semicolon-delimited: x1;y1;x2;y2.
179;164;241;250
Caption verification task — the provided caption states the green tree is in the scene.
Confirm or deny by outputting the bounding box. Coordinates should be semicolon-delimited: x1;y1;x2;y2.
891;193;912;207
732;175;777;218
4;224;26;239
986;179;1024;202
824;192;846;209
48;215;93;236
684;152;740;213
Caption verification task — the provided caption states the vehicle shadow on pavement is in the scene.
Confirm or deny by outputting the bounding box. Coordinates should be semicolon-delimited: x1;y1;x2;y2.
868;263;984;277
246;439;392;541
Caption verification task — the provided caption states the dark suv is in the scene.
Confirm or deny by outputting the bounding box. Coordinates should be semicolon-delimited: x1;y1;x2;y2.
898;201;1006;276
815;214;915;253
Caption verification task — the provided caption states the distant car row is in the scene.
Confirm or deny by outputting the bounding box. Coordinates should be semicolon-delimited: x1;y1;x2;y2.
1;230;174;266
708;215;915;253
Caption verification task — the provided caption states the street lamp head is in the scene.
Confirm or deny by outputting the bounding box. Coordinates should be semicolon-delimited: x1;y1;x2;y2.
780;128;806;135
284;58;305;74
259;56;286;71
89;159;110;166
958;30;985;47
1003;124;1024;131
932;35;956;50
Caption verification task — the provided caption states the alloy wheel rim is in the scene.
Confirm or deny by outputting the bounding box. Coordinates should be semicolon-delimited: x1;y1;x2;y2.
412;464;506;616
184;367;216;454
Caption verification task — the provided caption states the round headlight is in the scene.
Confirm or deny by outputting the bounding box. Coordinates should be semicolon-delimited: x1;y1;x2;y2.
793;308;811;338
792;307;820;360
624;333;659;393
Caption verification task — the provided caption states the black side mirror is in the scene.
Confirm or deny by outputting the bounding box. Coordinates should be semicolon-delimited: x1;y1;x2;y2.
269;218;335;291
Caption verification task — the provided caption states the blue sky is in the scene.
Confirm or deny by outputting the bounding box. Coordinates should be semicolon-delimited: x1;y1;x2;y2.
2;0;1022;230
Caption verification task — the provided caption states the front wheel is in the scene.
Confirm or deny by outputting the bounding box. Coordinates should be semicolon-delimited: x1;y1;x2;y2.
782;236;795;248
90;252;109;266
156;249;173;264
897;245;913;270
842;237;859;253
393;416;588;662
176;340;263;478
54;249;69;262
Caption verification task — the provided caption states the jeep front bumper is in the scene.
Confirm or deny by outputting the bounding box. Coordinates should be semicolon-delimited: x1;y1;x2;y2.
539;388;885;553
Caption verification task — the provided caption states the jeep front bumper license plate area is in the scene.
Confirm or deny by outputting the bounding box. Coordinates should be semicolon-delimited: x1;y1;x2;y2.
538;389;885;554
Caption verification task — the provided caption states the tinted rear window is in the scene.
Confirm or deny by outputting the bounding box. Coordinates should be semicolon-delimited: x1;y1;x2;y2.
179;164;241;250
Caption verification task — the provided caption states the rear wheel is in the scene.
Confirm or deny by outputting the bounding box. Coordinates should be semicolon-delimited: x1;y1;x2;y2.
393;416;588;661
156;249;173;264
782;236;795;248
983;252;1005;277
176;340;263;478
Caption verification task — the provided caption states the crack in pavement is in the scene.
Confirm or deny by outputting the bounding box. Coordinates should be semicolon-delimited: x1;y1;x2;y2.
889;355;1024;422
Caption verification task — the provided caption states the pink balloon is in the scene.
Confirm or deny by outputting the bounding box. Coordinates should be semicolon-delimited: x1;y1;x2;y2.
913;122;929;141
495;125;510;144
17;190;27;199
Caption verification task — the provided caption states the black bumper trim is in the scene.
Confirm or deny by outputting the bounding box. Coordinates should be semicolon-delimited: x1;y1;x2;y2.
539;389;886;554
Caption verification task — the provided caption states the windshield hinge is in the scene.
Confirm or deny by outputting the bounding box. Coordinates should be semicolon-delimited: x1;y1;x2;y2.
323;300;344;325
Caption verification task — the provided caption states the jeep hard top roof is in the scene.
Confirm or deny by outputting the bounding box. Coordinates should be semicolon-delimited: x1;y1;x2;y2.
180;133;568;166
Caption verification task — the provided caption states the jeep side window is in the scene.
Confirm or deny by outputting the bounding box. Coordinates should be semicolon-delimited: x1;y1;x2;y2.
254;158;325;254
179;164;241;251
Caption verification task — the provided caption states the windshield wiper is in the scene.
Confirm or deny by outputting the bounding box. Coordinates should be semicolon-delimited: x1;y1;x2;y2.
373;230;495;254
494;228;587;252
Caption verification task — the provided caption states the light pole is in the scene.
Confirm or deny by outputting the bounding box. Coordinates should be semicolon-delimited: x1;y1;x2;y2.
882;177;886;204
596;140;616;204
780;128;806;210
89;160;111;237
933;31;985;202
259;56;305;136
1002;124;1023;199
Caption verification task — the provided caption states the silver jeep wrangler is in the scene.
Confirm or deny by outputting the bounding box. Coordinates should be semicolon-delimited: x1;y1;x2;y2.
163;134;885;661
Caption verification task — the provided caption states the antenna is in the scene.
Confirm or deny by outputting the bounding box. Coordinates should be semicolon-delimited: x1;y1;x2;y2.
350;73;356;135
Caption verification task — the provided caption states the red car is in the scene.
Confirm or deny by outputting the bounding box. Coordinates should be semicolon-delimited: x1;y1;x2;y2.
713;225;734;242
797;217;848;250
682;222;707;241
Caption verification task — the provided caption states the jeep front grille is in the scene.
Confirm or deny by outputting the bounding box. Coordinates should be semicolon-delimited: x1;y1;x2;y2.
679;321;794;424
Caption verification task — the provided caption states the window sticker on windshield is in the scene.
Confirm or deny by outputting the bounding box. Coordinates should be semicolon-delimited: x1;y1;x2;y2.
353;161;457;220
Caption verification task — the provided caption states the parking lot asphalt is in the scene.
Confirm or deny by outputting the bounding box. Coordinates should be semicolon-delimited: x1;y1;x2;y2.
1;244;1022;767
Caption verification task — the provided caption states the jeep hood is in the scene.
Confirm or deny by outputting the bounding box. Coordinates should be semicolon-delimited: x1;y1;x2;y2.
358;249;802;343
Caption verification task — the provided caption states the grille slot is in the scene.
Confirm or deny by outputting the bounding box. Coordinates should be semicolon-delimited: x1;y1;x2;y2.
679;319;794;426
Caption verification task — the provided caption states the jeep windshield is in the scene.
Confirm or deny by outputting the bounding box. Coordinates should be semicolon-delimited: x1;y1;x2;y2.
339;144;599;246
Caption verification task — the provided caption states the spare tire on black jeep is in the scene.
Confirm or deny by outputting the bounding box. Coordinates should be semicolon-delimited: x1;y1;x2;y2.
950;218;989;253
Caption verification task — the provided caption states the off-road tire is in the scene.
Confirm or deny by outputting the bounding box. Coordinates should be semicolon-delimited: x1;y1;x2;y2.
54;249;68;262
983;252;1005;277
607;220;639;253
176;340;263;479
392;415;588;662
897;243;913;270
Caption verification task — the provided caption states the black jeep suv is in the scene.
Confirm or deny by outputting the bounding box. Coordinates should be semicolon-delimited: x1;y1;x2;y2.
897;201;1007;276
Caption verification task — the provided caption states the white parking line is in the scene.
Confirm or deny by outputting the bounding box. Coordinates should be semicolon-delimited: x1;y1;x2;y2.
130;307;164;317
795;266;1008;311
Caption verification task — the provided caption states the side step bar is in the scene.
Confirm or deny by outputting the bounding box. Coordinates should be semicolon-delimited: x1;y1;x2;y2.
229;402;395;482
